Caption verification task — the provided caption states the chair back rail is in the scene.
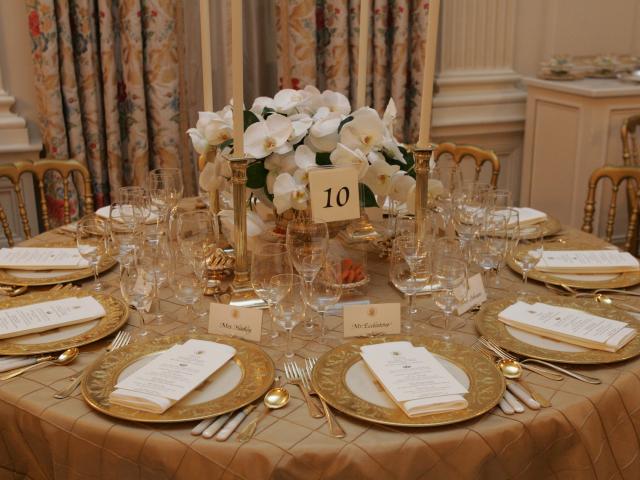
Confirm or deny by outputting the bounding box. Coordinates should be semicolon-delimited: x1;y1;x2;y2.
433;142;501;187
582;165;640;253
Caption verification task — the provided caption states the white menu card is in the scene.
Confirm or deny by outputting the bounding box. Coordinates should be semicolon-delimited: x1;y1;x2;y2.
498;301;636;352
536;250;639;274
360;341;468;417
110;339;236;413
0;296;106;339
0;248;90;270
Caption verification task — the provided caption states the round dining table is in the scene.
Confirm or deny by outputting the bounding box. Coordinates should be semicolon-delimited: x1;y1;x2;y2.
1;222;640;480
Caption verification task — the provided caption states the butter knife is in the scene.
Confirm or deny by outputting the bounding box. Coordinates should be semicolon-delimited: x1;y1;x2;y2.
503;390;525;413
191;416;217;436
507;382;540;410
202;413;232;439
215;405;256;441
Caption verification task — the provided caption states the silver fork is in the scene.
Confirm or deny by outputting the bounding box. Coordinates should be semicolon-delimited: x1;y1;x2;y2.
478;337;563;381
303;358;346;438
53;330;132;399
481;337;601;385
284;362;324;418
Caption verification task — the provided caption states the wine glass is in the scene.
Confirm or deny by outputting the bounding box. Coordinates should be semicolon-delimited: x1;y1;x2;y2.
307;256;342;344
270;274;305;359
250;243;292;344
118;186;151;226
512;224;544;297
431;163;463;228
107;202;138;266
489;207;519;288
453;192;485;255
430;256;468;340
120;256;157;341
148;169;183;223
488;189;512;208
389;237;431;333
76;214;107;292
170;250;206;333
285;218;329;334
137;226;172;324
470;215;507;288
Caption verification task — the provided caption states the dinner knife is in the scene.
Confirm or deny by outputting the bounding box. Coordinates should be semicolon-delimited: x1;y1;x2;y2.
215;405;256;441
498;397;515;415
202;413;232;439
503;390;525;413
191;416;217;436
507;382;541;410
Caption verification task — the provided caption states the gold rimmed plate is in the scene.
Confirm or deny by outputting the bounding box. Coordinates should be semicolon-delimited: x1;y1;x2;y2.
311;335;504;427
81;334;275;423
507;239;640;290
0;239;116;287
475;294;640;364
0;287;128;355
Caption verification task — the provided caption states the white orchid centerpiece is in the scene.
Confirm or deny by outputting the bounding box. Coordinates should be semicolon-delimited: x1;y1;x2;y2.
188;86;416;215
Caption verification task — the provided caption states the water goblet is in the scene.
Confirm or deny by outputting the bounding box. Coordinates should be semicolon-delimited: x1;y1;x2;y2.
307;256;342;344
512;224;544;297
430;256;468;340
270;274;305;359
120;256;157;341
76;214;107;292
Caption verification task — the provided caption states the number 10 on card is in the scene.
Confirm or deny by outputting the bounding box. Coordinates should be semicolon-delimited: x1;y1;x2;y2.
308;166;360;223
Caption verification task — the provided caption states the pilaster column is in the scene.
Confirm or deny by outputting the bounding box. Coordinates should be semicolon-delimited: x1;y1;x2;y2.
0;61;30;149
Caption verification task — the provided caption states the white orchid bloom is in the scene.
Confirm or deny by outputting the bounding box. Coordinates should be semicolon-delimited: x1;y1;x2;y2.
292;145;317;185
388;172;415;203
198;151;231;193
307;112;342;152
363;156;400;197
339;107;384;153
298;85;324;115
264;151;296;193
194;109;233;146
273;89;305;115
244;113;293;159
383;98;397;132
289;113;313;144
250;96;275;116
321;90;351;116
272;172;308;214
330;143;369;180
186;128;209;154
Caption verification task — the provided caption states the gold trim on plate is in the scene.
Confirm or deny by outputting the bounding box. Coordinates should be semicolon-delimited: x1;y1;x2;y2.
311;335;505;427
81;334;275;423
475;294;640;364
0;288;128;355
507;239;640;290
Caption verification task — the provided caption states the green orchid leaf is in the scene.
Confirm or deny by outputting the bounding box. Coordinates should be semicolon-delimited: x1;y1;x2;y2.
244;110;260;130
316;152;332;166
360;183;379;208
246;161;268;189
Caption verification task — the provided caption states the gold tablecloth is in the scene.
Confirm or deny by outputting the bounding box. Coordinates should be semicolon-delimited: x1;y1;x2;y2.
2;228;640;480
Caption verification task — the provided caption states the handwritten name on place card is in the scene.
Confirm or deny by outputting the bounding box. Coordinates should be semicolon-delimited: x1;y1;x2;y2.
343;303;401;338
209;304;262;342
455;273;487;315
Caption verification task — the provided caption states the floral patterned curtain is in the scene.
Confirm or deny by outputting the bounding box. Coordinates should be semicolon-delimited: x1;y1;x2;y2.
26;0;182;223
276;0;430;143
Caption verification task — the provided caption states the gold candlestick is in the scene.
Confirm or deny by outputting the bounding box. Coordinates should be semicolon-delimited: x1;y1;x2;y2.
228;157;267;308
413;144;435;237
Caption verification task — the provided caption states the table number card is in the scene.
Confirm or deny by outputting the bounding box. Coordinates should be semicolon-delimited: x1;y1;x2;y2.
308;166;360;223
209;304;262;342
455;273;487;315
343;303;401;338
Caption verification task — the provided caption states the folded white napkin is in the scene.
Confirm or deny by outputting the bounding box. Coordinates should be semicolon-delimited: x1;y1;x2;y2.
513;207;547;227
536;250;640;274
360;342;468;417
498;301;637;352
109;340;236;414
96;205;159;225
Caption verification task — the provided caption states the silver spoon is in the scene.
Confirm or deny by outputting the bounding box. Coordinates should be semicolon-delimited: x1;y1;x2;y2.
0;348;79;381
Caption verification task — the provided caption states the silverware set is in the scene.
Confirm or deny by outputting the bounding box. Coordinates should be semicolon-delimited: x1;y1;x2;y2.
191;405;257;441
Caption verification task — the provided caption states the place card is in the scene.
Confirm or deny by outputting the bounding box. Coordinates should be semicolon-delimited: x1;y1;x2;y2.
0;247;90;270
208;304;262;342
498;301;637;352
360;341;468;417
308;166;360;223
455;273;487;315
0;296;106;339
343;303;401;338
536;250;640;274
110;339;236;413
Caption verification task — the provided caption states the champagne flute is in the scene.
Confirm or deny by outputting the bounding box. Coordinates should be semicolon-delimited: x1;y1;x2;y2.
512;224;544;297
250;243;292;344
76;214;107;292
307;256;342;344
120;256;157;341
270;274;305;359
430;256;468;340
286;218;329;334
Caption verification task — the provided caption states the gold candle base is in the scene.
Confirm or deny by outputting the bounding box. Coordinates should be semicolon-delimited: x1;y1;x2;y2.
413;144;435;233
228;156;267;308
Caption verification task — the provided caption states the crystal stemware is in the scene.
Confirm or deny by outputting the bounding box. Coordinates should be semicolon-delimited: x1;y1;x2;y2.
512;224;544;298
137;225;172;324
270;274;305;359
430;256;468;340
76;214;107;292
120;256;157;341
307;256;342;344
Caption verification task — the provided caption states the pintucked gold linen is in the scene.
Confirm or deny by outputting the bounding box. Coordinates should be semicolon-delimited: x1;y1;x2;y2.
1;228;640;479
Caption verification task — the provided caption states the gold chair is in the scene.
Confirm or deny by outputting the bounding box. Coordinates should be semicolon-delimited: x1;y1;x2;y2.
621;114;640;252
433;142;501;187
0;159;94;246
581;165;640;252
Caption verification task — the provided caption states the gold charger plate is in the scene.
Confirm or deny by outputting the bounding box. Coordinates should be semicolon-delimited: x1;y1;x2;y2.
507;239;640;290
311;335;504;427
81;334;275;423
0;238;116;287
0;287;128;355
475;294;640;364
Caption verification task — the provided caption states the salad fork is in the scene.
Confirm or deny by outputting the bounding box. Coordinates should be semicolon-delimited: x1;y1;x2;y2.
304;358;346;438
284;361;324;418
